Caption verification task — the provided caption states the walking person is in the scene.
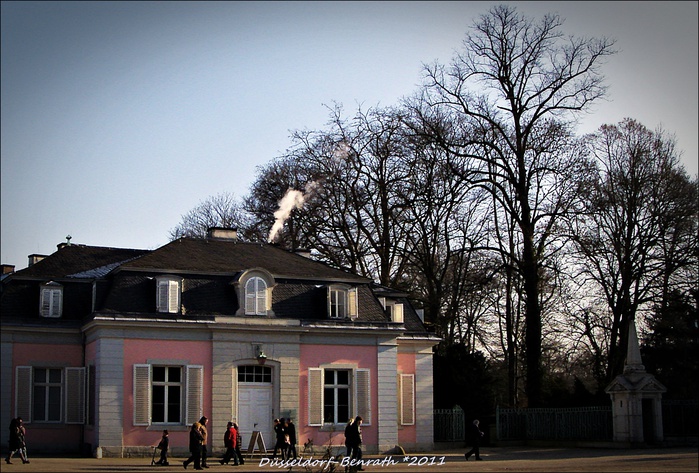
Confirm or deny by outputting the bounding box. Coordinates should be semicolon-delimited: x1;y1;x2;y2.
232;422;245;465
155;429;169;466
272;418;287;460
343;418;355;459
349;416;364;470
198;416;210;468
183;420;204;470
5;417;29;464
286;417;297;460
220;422;239;466
464;419;484;461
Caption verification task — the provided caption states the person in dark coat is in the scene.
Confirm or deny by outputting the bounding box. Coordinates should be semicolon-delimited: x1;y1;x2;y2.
464;419;484;461
5;417;29;464
348;416;364;469
155;429;169;466
272;418;287;460
286;417;297;460
183;421;204;470
343;418;355;459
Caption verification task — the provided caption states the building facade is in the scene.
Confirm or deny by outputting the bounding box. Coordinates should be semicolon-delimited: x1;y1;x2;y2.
1;229;439;457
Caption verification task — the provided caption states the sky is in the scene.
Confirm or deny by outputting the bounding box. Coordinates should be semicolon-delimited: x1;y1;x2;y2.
2;1;697;271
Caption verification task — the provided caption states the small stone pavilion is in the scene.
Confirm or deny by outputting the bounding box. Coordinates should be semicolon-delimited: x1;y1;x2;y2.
606;319;667;445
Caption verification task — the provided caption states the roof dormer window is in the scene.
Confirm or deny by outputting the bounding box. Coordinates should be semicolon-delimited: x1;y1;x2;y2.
328;285;357;319
156;276;181;313
235;269;275;316
40;282;63;318
245;276;268;315
380;298;404;323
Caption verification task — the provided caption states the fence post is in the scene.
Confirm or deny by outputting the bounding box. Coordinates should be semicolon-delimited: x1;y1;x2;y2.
495;405;500;442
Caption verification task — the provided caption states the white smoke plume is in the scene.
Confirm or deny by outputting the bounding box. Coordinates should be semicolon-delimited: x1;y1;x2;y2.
267;141;348;243
267;181;321;243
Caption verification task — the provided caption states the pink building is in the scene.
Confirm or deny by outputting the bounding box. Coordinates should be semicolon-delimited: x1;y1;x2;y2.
1;229;439;457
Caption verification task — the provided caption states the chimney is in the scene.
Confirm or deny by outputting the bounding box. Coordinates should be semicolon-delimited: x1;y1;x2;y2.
1;264;15;274
207;227;238;241
28;254;47;267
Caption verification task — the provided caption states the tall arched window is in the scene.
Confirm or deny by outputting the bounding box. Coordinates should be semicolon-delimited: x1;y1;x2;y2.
245;277;267;315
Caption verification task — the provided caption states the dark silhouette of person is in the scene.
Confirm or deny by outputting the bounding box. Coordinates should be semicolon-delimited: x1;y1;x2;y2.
464;419;484;461
272;418;287;460
155;429;169;465
183;420;204;470
348;416;364;470
286;417;297;460
5;417;28;464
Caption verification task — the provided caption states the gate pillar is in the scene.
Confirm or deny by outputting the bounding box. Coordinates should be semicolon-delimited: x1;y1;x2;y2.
606;320;666;445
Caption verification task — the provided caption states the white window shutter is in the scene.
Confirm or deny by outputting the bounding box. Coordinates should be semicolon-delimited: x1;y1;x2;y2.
348;287;358;320
15;366;32;422
400;374;415;425
41;288;51;316
393;303;404;323
168;280;179;313
133;364;151;426
257;279;267;314
65;367;86;424
186;365;203;425
157;281;168;312
326;287;332;318
40;287;62;317
355;368;371;425
308;368;323;426
245;279;255;314
52;289;62;316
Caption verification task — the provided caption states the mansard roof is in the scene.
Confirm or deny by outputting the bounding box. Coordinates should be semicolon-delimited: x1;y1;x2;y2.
8;244;151;280
118;237;370;283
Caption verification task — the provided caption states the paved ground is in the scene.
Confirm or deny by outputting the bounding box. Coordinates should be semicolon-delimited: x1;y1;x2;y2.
2;446;697;472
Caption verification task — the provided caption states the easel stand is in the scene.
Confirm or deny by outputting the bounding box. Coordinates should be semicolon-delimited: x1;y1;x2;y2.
246;431;267;458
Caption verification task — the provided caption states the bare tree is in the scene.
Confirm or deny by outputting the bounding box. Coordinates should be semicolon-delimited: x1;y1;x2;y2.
169;192;249;240
571;118;698;381
244;155;312;246
248;105;415;286
406;4;615;406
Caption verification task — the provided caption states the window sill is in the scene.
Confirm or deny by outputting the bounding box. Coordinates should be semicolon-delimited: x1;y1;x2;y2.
317;424;346;433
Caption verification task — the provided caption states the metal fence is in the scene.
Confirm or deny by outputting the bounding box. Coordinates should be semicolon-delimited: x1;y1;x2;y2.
434;406;465;442
662;400;699;437
436;400;697;443
496;406;613;441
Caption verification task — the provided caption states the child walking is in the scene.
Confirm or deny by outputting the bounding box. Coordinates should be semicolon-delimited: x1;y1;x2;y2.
154;429;169;466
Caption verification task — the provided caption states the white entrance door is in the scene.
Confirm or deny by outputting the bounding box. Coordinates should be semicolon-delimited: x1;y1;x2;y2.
238;384;273;451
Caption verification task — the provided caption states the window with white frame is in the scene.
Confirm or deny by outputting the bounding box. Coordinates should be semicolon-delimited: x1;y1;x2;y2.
308;367;370;426
14;366;86;424
238;365;272;383
324;369;350;423
133;364;202;426
33;368;62;422
327;285;358;319
156;277;181;313
151;366;183;423
245;277;268;315
40;282;63;318
380;298;404;323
